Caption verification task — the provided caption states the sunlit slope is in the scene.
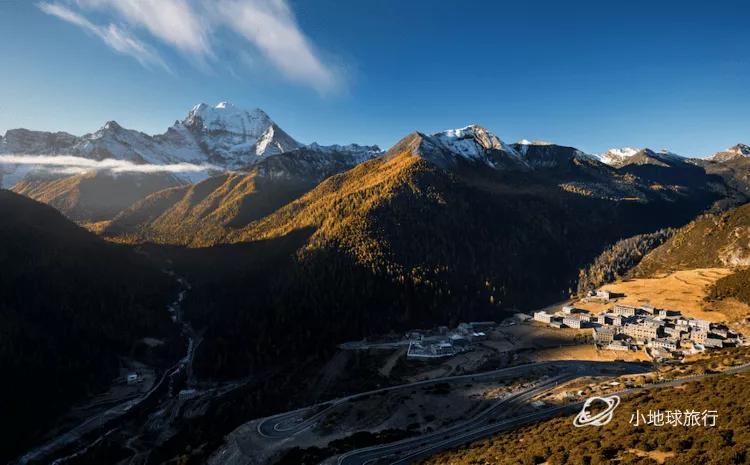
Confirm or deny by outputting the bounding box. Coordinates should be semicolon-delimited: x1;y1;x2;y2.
11;170;182;222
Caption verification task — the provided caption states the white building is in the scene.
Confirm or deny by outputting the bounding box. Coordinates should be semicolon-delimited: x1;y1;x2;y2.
649;338;679;351
563;316;582;329
689;319;711;331
612;305;636;317
602;313;624;326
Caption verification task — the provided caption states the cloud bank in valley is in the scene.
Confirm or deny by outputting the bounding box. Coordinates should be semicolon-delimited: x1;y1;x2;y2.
0;154;219;174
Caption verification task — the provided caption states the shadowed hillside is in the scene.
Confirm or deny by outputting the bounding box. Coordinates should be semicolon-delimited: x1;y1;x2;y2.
0;190;176;462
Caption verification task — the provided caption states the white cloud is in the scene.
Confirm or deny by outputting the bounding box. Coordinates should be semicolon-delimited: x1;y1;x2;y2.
0;154;218;174
39;0;341;92
215;0;339;93
76;0;212;57
38;2;169;71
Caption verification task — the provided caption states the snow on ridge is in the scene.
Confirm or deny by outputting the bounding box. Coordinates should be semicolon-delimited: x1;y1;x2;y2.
727;144;750;156
306;142;382;154
184;101;274;138
597;147;640;165
429;124;520;161
0;101;366;181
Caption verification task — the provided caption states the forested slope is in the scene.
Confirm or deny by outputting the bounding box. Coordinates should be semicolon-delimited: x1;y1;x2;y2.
0;190;175;462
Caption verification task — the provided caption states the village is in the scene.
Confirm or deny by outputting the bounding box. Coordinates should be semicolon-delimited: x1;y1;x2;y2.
338;285;748;368
533;289;745;360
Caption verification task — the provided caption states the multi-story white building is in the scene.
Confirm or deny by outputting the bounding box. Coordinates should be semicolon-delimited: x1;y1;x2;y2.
612;305;637;317
649;338;679;350
623;322;660;341
593;326;619;344
689;319;711;331
533;311;553;323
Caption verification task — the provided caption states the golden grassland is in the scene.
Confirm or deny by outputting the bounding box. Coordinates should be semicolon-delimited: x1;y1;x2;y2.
573;268;750;324
526;344;651;363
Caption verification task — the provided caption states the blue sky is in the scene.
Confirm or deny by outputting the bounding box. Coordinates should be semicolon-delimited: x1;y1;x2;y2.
0;0;748;156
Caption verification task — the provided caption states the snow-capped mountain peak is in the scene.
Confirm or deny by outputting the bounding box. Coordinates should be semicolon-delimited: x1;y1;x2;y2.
429;124;521;161
170;101;301;167
184;101;273;136
597;147;640;166
711;143;750;162
728;143;750;156
101;120;122;131
0;102;305;185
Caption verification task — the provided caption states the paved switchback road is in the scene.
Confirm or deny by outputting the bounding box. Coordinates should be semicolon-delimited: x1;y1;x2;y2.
330;362;750;465
255;360;644;440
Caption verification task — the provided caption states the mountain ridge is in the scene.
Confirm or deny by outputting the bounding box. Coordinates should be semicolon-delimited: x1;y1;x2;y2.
0;102;380;187
711;143;750;162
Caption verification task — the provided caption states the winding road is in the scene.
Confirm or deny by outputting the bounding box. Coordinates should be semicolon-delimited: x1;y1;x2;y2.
334;375;572;465
329;362;750;465
255;360;644;440
16;272;197;465
245;359;750;465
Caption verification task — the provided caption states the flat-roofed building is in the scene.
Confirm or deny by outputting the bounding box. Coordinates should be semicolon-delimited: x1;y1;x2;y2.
603;314;624;326
533;311;553;323
649;338;679;351
711;328;729;338
689;319;711;332
691;330;708;344
613;305;637;317
638;305;656;315
593;326;619;344
623;323;659;341
563;316;582;329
